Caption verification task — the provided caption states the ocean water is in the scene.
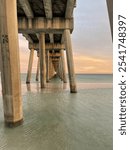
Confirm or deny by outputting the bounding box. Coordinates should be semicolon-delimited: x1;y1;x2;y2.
0;74;113;150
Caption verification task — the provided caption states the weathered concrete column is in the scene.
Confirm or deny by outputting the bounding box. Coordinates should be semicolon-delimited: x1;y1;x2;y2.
106;0;113;38
57;58;62;80
49;58;55;79
36;56;40;81
49;58;52;79
61;50;67;83
0;0;23;126
53;61;57;73
59;57;63;81
26;48;34;83
46;51;50;82
39;33;46;88
0;43;1;72
54;61;59;77
64;29;77;93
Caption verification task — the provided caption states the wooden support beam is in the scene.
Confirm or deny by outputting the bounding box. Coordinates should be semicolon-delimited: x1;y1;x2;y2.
36;57;40;81
18;18;73;33
26;49;34;83
106;0;113;38
0;0;23;126
18;0;34;18
39;33;46;88
23;34;33;43
65;0;75;18
43;0;52;19
64;29;77;93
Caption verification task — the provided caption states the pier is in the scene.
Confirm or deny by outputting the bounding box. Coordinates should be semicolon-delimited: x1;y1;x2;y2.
0;0;113;127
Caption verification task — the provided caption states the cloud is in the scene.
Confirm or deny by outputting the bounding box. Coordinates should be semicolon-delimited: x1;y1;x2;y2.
73;53;112;74
19;48;38;73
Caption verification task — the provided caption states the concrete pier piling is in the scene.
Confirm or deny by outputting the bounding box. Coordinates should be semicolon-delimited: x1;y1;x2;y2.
26;48;34;84
39;33;46;88
64;29;77;93
61;50;67;83
36;57;40;81
46;51;50;82
106;0;113;38
0;0;23;127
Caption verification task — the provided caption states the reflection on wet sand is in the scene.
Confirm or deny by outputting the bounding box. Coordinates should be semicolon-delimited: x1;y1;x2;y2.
0;75;113;150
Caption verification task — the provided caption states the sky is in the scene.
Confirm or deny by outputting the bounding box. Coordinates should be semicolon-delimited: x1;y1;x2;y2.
19;0;112;74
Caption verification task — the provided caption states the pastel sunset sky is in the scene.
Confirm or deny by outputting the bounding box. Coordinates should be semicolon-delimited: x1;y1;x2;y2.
19;0;112;74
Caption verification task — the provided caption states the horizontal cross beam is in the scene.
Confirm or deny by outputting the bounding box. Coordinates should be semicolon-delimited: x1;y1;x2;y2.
29;43;65;50
18;17;73;33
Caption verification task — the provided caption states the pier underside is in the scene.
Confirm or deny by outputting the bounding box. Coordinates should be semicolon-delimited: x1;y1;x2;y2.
0;0;112;126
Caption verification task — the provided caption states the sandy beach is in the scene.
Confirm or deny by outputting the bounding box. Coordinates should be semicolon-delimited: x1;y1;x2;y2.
0;74;112;150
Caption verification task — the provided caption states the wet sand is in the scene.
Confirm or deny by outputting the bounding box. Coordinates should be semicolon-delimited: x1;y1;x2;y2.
0;76;112;150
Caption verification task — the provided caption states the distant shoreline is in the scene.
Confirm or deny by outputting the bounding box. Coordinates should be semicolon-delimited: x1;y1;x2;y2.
19;73;113;75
